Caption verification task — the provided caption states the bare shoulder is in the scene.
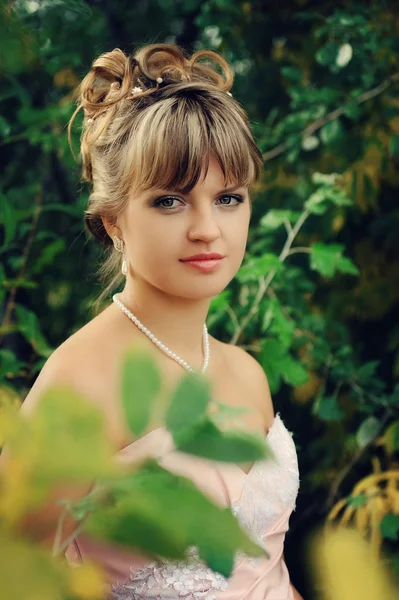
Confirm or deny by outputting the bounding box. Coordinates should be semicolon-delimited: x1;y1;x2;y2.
20;303;133;446
214;339;275;424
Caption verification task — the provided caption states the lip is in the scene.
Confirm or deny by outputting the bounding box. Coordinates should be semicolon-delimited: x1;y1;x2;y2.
181;258;223;272
181;253;224;261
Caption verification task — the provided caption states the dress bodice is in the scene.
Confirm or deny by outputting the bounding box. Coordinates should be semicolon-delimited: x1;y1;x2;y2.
66;412;300;600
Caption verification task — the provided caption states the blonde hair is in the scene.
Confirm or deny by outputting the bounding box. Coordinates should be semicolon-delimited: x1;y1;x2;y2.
67;43;264;314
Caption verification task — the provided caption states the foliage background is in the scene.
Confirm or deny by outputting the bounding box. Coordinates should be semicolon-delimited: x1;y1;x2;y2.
1;0;399;597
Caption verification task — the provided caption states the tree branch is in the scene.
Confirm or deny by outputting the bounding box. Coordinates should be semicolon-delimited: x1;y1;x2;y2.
229;209;311;345
262;72;399;163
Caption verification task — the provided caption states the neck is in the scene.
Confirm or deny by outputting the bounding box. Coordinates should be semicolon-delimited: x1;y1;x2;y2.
117;277;212;369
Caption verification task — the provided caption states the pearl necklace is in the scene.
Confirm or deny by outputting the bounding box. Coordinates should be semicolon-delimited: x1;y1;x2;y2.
112;293;210;373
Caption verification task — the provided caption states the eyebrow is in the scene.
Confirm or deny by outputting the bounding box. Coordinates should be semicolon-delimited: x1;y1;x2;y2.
156;184;246;195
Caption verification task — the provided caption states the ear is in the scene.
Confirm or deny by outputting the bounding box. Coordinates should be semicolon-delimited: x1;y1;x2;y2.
101;216;123;241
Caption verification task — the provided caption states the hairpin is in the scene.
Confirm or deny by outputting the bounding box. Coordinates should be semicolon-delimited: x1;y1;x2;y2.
85;81;233;126
131;86;143;96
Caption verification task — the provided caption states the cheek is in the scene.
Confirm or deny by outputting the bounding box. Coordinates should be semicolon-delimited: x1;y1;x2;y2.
228;215;250;251
128;219;178;271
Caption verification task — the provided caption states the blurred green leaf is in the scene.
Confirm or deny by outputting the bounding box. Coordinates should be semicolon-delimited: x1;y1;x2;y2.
86;461;266;574
174;417;271;463
314;395;344;421
121;346;162;437
320;119;345;144
0;193;17;248
316;41;339;66
390;135;399;157
166;373;211;433
237;254;283;283
281;66;303;83
0;349;25;379
380;514;399;541
356;416;381;448
260;209;302;231
302;135;320;151
14;304;53;358
346;493;368;508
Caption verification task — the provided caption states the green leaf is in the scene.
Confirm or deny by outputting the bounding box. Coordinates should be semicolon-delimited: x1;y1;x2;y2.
343;101;362;121
237;254;283;283
261;298;296;348
210;400;253;430
304;189;330;215
41;203;81;217
86;461;266;574
166;373;211;433
8;387;116;488
260;209;301;231
302;135;320;151
311;172;340;186
355;361;380;383
315;41;339;66
259;338;307;392
0;116;11;137
315;396;344;421
390;135;399;157
121;346;162;437
380;514;399;541
281;66;303;82
31;240;66;275
0;349;25;378
310;243;359;277
174;418;271;463
335;255;360;276
391;552;399;579
280;355;309;386
320;119;345;144
356;417;381;448
14;304;53;358
346;493;368;508
86;482;189;560
0;193;17;248
380;421;399;452
208;290;232;328
259;339;286;394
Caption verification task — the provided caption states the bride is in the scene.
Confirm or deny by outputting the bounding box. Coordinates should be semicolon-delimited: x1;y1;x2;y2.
1;43;303;600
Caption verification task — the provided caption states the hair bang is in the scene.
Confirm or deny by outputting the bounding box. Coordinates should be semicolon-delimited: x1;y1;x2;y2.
127;98;258;195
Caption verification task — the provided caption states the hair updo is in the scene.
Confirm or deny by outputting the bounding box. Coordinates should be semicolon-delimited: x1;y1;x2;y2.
67;43;264;311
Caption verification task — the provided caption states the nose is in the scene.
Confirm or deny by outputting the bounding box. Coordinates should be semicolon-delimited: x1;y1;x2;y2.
187;207;221;244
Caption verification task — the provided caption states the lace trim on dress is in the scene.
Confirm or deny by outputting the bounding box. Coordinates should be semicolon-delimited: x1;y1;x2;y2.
110;546;230;599
232;414;300;568
109;413;300;599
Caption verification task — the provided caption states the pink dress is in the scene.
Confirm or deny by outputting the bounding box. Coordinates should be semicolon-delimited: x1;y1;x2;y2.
66;412;300;600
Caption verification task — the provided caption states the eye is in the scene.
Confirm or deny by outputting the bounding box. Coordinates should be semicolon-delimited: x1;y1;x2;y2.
151;193;245;210
217;194;244;206
152;196;182;210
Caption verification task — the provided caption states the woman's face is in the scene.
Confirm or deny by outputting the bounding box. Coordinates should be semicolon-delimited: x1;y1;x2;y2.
116;154;252;300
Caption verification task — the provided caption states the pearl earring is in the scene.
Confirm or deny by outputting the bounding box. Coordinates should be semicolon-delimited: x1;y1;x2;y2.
112;235;128;276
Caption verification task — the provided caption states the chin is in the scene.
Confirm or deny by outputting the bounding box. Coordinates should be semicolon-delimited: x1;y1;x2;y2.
166;277;233;300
